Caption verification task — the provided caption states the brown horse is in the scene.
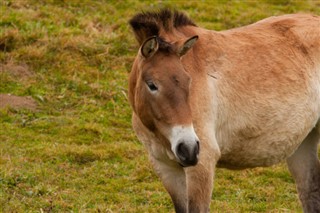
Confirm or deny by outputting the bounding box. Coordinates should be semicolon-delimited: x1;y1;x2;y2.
128;9;320;212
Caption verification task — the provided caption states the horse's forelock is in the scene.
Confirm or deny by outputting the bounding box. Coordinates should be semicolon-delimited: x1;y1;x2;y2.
129;9;196;45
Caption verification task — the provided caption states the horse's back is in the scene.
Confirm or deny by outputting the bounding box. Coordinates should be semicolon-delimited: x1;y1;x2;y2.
259;14;320;60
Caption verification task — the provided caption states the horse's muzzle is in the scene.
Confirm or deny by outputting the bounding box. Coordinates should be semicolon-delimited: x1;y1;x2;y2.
176;140;199;167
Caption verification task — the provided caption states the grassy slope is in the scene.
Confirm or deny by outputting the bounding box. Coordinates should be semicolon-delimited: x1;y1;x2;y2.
1;0;319;212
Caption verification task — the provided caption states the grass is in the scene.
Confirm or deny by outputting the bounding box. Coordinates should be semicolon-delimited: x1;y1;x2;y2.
1;0;319;212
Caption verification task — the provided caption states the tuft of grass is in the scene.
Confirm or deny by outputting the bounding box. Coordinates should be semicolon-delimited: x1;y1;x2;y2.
0;0;319;212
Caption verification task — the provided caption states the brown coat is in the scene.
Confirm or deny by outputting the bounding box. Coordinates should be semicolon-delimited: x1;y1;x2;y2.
129;10;320;212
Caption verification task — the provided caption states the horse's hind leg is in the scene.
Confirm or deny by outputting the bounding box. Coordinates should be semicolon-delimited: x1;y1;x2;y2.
286;127;320;213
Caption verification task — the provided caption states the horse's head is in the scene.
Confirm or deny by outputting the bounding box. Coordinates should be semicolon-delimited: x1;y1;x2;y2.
129;35;200;167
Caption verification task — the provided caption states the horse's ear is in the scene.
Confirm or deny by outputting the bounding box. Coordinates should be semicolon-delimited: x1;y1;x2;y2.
140;36;159;58
178;35;198;57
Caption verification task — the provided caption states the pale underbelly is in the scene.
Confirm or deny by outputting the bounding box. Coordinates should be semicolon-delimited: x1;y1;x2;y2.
216;131;311;170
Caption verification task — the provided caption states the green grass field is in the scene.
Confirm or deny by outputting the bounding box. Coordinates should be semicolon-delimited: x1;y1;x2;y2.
1;0;319;212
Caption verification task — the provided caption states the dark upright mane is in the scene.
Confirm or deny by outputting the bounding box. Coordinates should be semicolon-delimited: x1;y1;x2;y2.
129;9;196;45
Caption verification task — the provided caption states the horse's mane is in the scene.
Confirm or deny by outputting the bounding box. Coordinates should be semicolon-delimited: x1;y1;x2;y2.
129;9;196;45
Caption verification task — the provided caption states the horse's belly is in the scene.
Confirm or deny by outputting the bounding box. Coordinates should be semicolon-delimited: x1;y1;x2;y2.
216;124;315;169
217;141;296;169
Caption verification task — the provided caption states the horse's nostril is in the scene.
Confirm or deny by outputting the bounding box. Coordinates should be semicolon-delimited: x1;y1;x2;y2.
176;141;199;166
177;142;188;161
195;140;200;155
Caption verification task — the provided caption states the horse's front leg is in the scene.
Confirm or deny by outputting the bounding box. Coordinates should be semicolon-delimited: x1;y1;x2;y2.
185;144;218;213
150;156;188;212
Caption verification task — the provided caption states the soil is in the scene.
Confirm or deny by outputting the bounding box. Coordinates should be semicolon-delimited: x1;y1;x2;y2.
0;62;34;80
0;62;38;111
0;94;38;111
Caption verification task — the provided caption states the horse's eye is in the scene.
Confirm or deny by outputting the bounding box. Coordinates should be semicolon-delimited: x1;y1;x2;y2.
146;81;158;91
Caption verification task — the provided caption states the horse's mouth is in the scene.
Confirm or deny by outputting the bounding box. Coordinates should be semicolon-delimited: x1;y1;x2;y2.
178;156;199;167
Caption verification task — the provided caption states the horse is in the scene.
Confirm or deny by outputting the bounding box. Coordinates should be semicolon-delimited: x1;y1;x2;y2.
128;9;320;212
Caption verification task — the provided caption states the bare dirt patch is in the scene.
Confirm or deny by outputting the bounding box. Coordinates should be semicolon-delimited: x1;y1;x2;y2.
0;94;38;111
0;62;34;80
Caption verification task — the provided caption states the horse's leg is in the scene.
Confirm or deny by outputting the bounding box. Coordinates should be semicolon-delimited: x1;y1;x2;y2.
184;142;218;213
185;161;215;212
286;128;320;212
150;157;187;213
